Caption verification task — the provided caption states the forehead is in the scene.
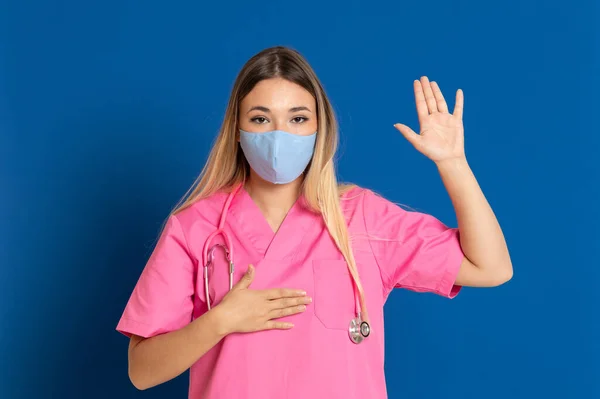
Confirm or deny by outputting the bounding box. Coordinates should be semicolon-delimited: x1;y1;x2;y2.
240;78;315;109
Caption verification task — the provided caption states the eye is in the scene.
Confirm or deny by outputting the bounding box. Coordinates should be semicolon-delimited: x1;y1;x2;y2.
291;116;308;124
250;116;269;124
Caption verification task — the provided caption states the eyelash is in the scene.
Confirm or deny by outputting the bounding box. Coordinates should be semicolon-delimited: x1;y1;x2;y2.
250;116;309;124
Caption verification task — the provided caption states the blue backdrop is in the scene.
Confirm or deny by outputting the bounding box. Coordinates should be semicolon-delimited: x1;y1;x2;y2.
1;1;598;398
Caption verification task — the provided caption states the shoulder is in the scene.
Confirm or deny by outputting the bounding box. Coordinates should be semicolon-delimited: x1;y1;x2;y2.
170;190;230;236
338;184;388;229
339;184;400;214
339;184;367;210
340;184;418;232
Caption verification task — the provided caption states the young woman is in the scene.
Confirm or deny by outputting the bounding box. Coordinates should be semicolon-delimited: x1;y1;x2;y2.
116;45;512;398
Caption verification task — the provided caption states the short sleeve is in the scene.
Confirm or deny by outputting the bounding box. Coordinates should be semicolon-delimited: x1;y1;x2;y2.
362;190;465;298
116;215;195;338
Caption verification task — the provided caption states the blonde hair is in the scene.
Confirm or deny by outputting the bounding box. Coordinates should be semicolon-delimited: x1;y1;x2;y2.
171;46;369;322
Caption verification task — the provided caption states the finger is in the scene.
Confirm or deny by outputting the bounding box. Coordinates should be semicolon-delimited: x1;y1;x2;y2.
269;296;312;310
268;304;307;319
264;321;294;330
413;80;429;124
394;123;421;147
431;81;449;113
232;264;254;290
420;76;438;114
263;288;307;300
453;89;464;120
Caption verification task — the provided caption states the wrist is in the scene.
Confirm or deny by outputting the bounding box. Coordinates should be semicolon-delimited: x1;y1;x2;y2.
435;156;469;173
207;304;233;338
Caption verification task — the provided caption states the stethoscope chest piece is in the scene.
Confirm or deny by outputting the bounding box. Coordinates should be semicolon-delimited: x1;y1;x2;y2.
202;183;371;345
348;316;371;344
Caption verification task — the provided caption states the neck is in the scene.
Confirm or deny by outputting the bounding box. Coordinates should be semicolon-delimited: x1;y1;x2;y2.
244;172;303;215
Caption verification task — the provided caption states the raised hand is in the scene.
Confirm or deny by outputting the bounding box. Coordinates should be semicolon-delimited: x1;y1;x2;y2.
394;76;465;164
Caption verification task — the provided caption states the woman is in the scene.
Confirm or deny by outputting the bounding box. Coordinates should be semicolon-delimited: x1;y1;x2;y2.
116;46;513;398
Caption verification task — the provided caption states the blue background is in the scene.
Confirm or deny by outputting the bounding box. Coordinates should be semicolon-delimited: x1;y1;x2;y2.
1;1;598;398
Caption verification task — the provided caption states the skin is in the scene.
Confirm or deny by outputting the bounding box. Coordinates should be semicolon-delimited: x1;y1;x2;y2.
126;77;315;391
127;270;311;390
238;77;318;233
126;75;513;390
240;76;513;287
394;76;513;287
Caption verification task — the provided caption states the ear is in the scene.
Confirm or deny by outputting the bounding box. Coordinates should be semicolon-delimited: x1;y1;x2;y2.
236;124;241;142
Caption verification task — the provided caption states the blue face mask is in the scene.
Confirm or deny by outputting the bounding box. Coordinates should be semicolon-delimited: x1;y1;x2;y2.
239;129;317;184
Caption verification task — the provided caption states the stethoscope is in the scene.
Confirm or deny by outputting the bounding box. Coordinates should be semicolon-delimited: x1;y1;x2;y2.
202;183;371;344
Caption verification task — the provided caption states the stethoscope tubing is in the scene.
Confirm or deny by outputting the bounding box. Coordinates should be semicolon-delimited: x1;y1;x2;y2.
200;182;370;343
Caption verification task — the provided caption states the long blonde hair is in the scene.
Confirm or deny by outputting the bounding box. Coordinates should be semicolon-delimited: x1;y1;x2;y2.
171;46;368;321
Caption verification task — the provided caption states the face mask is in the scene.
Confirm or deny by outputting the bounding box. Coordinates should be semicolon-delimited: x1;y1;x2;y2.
239;129;317;184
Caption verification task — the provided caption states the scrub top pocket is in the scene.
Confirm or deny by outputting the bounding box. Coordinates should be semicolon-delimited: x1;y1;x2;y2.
312;259;356;330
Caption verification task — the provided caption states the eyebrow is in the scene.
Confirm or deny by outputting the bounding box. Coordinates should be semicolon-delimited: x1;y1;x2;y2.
246;106;312;114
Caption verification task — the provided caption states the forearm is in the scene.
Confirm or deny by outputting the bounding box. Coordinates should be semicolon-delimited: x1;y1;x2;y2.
128;306;229;390
436;157;512;279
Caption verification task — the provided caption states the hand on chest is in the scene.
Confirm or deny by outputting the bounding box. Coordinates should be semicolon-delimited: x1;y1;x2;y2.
196;211;382;332
192;184;383;343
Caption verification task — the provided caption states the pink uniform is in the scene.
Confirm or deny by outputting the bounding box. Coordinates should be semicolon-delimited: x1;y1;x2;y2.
116;186;464;398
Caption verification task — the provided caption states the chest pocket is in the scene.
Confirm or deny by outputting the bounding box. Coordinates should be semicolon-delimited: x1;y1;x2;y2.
312;259;356;330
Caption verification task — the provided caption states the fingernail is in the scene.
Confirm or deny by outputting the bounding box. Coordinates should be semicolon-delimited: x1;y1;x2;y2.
299;290;307;295
307;297;312;303
286;323;294;328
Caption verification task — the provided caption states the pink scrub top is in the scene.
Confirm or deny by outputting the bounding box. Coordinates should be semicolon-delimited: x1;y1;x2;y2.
116;186;464;399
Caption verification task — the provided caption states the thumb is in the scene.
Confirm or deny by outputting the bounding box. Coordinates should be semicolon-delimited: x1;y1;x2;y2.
233;264;255;290
394;123;421;147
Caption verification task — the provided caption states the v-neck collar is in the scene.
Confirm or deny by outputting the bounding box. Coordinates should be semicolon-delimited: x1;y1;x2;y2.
227;185;316;261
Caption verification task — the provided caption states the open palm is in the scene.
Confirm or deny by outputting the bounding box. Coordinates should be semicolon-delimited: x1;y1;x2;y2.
394;76;465;163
